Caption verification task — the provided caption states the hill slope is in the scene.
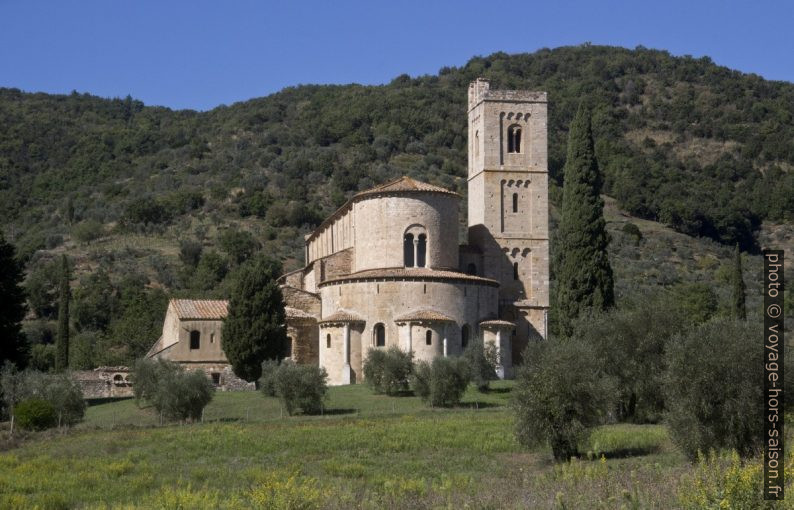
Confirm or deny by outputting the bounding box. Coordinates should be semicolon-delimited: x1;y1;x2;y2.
2;45;792;364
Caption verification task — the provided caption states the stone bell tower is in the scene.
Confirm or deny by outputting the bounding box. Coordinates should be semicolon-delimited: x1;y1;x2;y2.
467;78;549;359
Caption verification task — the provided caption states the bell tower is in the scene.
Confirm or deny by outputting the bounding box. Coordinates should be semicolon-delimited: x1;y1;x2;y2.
467;79;549;356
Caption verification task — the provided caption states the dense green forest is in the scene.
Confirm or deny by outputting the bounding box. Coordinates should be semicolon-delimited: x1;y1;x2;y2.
1;44;792;367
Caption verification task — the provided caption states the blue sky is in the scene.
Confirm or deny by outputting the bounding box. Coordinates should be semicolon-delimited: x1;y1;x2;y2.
1;1;792;111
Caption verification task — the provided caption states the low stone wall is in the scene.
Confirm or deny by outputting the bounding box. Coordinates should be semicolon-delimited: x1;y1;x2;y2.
74;367;134;400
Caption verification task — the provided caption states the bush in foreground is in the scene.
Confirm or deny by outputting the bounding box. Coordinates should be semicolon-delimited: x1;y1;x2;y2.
132;359;215;422
512;339;616;461
462;340;498;392
14;398;57;430
263;361;328;415
362;346;413;395
664;318;763;460
412;357;470;407
0;365;86;427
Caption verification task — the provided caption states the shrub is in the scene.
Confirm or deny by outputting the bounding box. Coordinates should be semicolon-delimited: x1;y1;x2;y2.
512;338;616;461
411;357;471;407
1;367;85;426
664;318;763;460
259;359;279;397
362;346;413;395
15;398;57;430
621;222;642;245
269;362;328;415
677;450;794;509
462;340;498;392
572;295;686;423
132;359;215;422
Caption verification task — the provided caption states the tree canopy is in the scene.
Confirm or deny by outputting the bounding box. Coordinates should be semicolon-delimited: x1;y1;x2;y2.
222;256;287;382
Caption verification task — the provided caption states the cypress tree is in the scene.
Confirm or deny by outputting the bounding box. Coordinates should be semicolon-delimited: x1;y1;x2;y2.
55;255;70;371
222;255;287;382
732;243;746;321
0;233;28;367
553;105;614;337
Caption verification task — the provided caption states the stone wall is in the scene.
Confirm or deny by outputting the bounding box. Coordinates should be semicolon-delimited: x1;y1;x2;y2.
74;367;133;400
318;278;499;384
353;193;459;272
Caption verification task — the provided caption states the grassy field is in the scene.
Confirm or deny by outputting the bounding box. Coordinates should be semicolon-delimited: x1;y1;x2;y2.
1;383;691;509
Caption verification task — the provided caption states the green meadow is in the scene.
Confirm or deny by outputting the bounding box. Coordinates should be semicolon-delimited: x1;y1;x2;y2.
0;383;695;509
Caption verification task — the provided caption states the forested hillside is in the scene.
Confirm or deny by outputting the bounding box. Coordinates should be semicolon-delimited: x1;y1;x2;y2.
1;44;792;367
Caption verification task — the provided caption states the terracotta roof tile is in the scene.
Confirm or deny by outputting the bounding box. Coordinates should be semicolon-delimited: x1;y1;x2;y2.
479;319;516;328
285;306;317;320
394;309;454;322
170;299;228;320
319;267;499;287
354;176;459;199
319;310;365;324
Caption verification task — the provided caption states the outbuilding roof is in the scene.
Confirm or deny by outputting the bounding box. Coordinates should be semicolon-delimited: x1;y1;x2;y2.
285;306;317;320
169;299;228;320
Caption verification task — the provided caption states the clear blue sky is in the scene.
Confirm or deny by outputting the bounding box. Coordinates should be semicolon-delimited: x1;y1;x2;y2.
1;1;792;111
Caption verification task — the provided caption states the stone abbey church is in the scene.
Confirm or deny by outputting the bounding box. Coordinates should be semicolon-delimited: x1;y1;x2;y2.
147;79;549;387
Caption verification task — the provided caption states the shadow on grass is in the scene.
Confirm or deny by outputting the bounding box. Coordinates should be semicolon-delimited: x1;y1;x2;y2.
458;401;501;410
483;387;512;394
590;446;663;459
320;408;358;416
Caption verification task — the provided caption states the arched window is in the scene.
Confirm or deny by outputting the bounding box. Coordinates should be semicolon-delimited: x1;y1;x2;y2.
326;334;331;349
461;324;470;348
374;323;386;347
426;330;432;345
417;234;427;267
507;125;521;153
113;374;124;387
513;262;519;280
466;263;477;275
403;233;415;267
189;330;200;350
474;130;479;158
512;193;518;213
285;336;293;359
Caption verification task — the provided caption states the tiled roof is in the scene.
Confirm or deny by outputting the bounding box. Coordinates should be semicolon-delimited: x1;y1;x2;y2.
354;176;459;199
479;319;516;328
394;309;454;322
319;267;499;287
285;306;316;320
318;310;365;324
170;299;228;320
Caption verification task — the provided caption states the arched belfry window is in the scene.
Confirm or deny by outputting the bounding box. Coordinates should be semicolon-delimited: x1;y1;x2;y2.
507;125;521;153
189;330;200;350
403;234;415;267
461;325;470;348
417;234;427;268
374;323;386;347
512;193;518;213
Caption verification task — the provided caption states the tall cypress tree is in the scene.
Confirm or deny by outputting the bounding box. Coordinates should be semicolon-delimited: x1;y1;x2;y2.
732;243;746;321
55;255;70;371
553;104;614;337
0;233;28;367
222;255;287;382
